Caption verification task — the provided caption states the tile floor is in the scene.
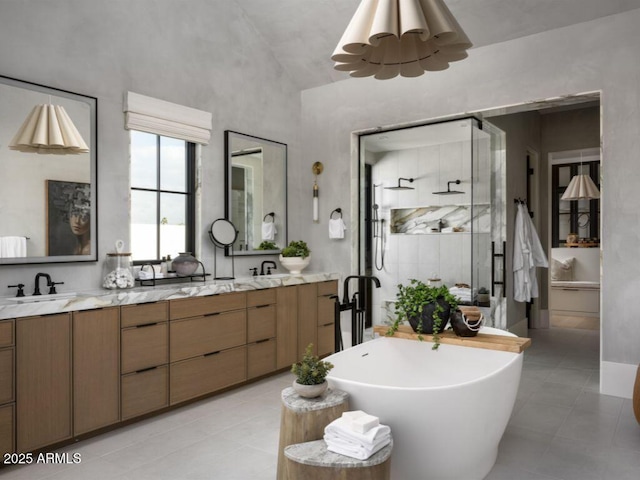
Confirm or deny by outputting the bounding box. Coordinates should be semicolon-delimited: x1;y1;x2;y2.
1;326;638;480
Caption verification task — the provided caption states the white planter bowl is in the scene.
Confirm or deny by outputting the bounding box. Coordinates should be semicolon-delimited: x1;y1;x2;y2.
279;255;310;274
292;380;328;398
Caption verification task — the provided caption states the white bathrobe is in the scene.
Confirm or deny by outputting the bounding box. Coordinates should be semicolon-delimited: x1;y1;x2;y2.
513;203;548;302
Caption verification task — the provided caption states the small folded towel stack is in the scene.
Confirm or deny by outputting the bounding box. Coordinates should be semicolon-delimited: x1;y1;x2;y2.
262;222;277;241
328;218;346;239
323;410;391;460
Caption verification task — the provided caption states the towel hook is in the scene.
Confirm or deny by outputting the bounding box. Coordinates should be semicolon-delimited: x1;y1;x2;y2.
330;208;342;219
263;212;275;222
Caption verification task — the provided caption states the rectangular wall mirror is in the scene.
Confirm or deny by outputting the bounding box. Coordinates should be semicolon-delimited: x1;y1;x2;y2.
0;75;97;264
224;131;287;256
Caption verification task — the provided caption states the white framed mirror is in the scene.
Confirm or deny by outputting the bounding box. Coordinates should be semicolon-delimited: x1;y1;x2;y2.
0;75;97;264
224;131;287;256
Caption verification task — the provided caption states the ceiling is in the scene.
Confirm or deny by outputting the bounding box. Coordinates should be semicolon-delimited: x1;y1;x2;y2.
234;0;640;91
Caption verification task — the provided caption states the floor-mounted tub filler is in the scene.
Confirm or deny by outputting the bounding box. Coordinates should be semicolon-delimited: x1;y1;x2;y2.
325;327;523;480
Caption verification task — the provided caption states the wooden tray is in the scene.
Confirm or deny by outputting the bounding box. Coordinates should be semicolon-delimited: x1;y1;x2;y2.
373;325;531;353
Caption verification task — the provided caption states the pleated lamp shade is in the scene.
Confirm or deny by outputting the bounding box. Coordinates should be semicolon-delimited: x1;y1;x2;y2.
9;104;89;154
332;0;472;79
560;174;600;201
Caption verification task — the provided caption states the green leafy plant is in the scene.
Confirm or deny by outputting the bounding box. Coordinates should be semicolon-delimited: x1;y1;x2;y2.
387;279;458;350
291;343;334;385
281;240;310;259
257;240;277;250
478;286;489;294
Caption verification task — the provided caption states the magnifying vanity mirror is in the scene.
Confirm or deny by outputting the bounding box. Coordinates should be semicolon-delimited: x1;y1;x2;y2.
0;75;97;264
224;131;287;256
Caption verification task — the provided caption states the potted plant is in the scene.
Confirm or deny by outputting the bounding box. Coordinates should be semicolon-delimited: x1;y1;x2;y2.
477;286;490;307
291;343;334;398
387;279;458;350
257;240;277;251
279;240;311;274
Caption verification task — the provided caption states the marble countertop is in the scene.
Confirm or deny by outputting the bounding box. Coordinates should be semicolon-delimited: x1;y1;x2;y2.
0;272;339;321
284;438;393;468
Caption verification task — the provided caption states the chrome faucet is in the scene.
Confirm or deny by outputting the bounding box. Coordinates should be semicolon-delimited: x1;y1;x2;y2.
260;261;277;275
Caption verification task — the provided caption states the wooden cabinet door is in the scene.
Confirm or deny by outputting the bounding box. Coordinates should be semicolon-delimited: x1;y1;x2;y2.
17;314;72;452
73;308;120;435
0;404;14;456
297;283;318;356
276;286;298;369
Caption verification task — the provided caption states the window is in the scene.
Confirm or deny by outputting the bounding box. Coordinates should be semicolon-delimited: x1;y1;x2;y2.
130;131;195;262
551;161;600;247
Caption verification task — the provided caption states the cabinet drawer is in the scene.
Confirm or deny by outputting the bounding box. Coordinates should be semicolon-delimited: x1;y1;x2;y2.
122;323;168;374
317;280;338;297
0;320;14;348
0;403;14;455
121;366;168;420
121;302;168;328
247;338;276;379
317;295;336;327
247;289;276;307
169;292;246;320
170;346;247;405
170;310;247;362
550;288;599;314
247;305;276;343
317;323;335;357
0;348;14;404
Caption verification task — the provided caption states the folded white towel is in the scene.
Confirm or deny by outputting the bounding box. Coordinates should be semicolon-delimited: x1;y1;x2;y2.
262;222;277;241
329;218;346;239
324;417;391;446
0;236;27;258
324;433;391;460
137;271;165;280
341;410;367;429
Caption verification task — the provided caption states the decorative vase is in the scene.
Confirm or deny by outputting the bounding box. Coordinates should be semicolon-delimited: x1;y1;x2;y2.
279;254;311;274
450;309;484;337
477;293;490;307
566;233;579;244
102;253;135;289
172;252;199;276
408;300;451;334
292;380;328;398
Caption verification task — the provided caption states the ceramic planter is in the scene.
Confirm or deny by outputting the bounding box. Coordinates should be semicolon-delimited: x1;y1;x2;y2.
408;300;451;334
292;380;328;398
279;255;310;274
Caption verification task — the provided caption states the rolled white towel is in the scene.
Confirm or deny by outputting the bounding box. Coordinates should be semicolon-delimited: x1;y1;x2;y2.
324;417;391;446
328;218;346;239
262;222;277;241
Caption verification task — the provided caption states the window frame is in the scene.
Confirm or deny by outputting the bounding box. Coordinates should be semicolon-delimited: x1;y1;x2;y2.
130;133;196;264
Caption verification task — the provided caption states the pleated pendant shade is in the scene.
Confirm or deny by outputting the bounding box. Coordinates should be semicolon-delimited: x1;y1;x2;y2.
560;174;600;201
9;104;89;154
332;0;472;79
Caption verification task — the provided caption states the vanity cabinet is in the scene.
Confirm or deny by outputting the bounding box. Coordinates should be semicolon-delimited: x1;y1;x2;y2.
247;289;277;379
298;284;318;356
317;281;338;357
276;286;298;369
121;302;169;420
73;308;120;435
169;292;247;405
0;319;15;455
17;314;72;452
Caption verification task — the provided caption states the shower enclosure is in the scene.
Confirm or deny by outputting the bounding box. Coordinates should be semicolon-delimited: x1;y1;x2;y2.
359;117;506;329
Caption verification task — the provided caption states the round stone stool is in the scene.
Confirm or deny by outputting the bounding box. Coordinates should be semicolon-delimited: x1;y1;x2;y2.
276;387;349;480
284;438;393;480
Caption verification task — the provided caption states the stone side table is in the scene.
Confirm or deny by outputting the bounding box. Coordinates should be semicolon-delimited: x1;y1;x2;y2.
284;438;393;480
277;387;350;480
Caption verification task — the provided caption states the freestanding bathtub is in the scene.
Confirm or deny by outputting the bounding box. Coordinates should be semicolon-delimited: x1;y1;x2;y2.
325;327;523;480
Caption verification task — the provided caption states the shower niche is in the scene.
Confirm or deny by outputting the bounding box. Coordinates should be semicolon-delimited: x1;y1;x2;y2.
360;117;506;329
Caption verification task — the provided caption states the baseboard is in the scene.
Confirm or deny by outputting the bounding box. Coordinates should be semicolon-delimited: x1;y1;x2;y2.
601;361;637;399
508;318;528;337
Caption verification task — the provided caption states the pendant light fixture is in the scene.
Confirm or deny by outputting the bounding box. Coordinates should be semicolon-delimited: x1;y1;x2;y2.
560;155;600;201
332;0;472;79
9;101;89;154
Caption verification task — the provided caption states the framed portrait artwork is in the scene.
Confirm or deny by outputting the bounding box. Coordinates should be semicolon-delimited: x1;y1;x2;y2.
46;180;92;256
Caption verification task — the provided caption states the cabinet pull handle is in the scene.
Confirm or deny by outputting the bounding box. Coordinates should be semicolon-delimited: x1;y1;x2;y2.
135;366;157;374
255;338;271;344
322;322;334;327
136;322;158;328
255;304;272;309
204;312;220;317
204;350;221;357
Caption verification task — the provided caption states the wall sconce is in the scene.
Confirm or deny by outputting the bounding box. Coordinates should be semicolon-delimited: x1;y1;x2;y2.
312;162;324;223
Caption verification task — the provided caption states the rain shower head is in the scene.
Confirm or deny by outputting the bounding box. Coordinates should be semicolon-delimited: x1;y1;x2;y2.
433;179;464;195
385;177;414;190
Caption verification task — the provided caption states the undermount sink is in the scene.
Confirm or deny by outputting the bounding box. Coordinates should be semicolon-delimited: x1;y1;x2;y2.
6;292;78;304
256;274;290;279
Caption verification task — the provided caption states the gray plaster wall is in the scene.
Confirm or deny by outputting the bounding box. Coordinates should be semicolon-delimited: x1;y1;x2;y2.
0;0;301;292
299;10;640;382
